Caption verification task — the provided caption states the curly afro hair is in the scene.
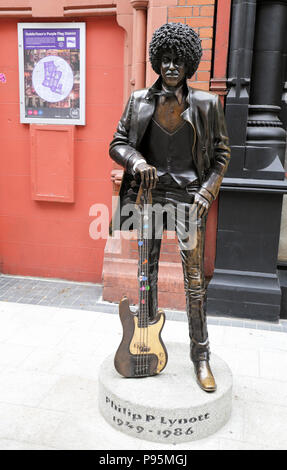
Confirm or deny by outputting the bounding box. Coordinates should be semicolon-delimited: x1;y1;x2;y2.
149;22;202;79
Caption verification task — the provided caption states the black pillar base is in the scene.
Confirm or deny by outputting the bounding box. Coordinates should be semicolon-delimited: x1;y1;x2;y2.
207;178;287;322
278;267;287;319
207;269;281;322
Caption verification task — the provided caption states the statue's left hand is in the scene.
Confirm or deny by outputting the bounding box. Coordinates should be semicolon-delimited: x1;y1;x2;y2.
193;193;211;218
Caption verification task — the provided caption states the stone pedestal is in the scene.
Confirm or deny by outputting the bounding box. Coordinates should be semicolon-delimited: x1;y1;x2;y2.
98;342;232;444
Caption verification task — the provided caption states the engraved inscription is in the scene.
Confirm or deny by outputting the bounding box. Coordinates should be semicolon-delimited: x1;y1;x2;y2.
105;395;210;439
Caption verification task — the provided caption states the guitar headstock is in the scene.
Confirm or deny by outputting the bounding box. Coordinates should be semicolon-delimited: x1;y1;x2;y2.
135;185;152;209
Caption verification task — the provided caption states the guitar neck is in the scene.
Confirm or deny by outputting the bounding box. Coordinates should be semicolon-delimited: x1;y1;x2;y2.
138;189;150;327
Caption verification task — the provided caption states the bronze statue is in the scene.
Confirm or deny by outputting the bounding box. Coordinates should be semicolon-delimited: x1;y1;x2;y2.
109;23;231;392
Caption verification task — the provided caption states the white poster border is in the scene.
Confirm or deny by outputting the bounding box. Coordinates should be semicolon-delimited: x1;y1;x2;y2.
18;22;86;125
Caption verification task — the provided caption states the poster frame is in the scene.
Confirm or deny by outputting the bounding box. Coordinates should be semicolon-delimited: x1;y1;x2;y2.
18;22;86;125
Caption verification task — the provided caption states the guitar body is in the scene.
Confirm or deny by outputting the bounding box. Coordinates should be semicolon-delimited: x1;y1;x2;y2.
114;296;168;378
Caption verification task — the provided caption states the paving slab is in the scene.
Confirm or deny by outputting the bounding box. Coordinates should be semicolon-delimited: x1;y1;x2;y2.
0;290;286;450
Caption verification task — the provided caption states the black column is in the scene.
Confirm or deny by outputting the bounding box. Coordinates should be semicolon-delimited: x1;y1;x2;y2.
246;0;287;176
279;19;287;129
207;0;287;322
224;0;256;177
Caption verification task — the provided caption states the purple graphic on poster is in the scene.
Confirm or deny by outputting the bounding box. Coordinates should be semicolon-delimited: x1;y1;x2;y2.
42;61;63;94
32;56;74;103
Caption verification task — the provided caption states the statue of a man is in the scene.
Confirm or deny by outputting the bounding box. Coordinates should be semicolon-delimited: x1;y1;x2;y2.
109;23;231;392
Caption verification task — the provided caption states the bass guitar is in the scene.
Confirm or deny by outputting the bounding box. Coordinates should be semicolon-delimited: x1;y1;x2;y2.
114;185;168;378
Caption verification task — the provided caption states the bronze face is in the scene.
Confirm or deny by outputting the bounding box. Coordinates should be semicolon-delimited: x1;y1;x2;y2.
160;50;186;89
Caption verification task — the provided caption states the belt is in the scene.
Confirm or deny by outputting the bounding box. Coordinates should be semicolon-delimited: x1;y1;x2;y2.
158;174;199;189
186;179;200;189
129;175;200;191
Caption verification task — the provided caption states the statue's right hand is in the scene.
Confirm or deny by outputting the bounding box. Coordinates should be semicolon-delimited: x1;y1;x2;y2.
133;161;158;190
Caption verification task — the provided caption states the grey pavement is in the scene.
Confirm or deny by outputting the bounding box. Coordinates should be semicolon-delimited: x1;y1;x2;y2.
0;274;286;450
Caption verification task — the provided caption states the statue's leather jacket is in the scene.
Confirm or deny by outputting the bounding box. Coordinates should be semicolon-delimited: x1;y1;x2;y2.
109;77;231;213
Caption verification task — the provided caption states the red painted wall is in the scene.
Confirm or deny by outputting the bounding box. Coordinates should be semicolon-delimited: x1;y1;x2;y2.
0;16;124;282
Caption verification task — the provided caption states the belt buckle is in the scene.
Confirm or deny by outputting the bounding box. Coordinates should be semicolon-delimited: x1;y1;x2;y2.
186;181;199;198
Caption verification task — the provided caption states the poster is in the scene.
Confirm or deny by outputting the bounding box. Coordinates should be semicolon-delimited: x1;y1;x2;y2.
18;23;86;125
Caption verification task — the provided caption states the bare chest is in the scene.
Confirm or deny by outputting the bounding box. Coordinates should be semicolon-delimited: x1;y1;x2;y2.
153;97;187;133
